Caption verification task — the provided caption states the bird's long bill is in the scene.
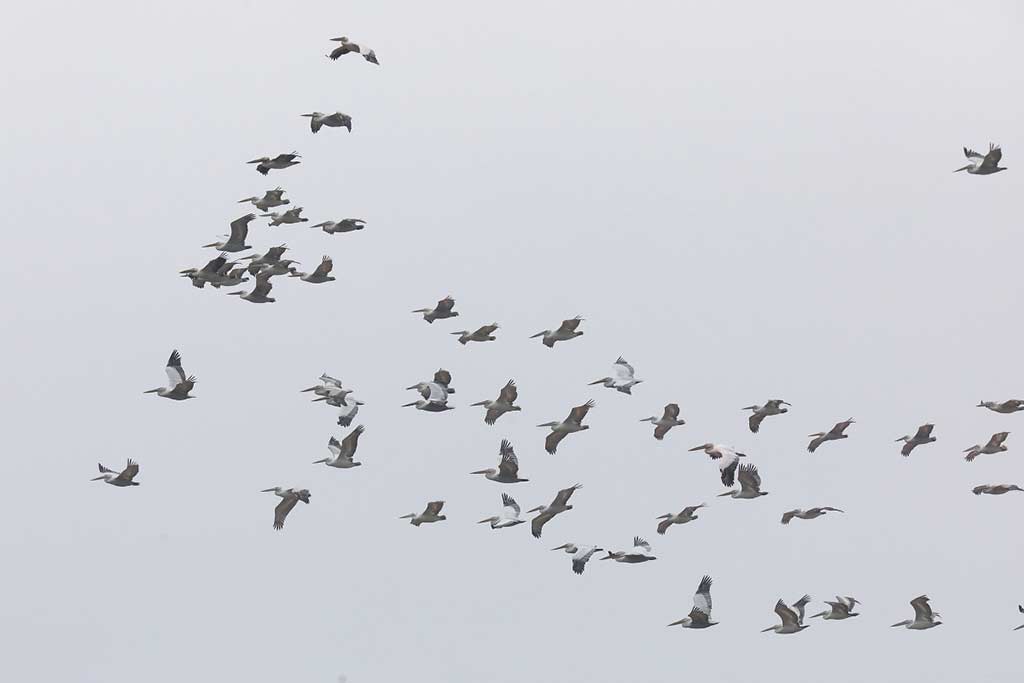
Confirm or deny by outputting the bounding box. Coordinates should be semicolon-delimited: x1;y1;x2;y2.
550;544;569;551
401;402;418;408
687;445;705;452
760;626;776;633
201;242;219;248
469;470;489;475
143;388;160;393
476;518;493;524
312;459;328;464
526;506;544;513
716;491;734;497
953;165;971;173
536;422;558;428
260;488;277;492
810;611;827;619
667;619;686;627
656;513;672;519
529;331;546;338
399;513;415;519
890;621;909;627
90;475;106;481
245;159;263;164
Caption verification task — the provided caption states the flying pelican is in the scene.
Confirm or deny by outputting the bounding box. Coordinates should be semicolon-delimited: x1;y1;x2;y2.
953;143;1006;175
550;543;603;575
202;214;254;252
530;316;583;347
260;487;311;530
656;504;706;535
667;576;717;629
602;537;657;563
311;218;366;234
248;153;301;175
743;400;791;433
477;493;525;529
718;463;768;499
238;187;289;212
1016;605;1024;631
215;265;250;289
896;423;936;456
327;36;378;63
978;399;1024;414
470;379;520;425
762;599;810;634
262;207;308;226
891;595;942;630
412;296;458;323
227;270;276;303
689;443;746;487
301;373;350;403
248;259;299;278
807;418;855;453
965;432;1010;461
470;439;528;483
313;426;365;468
402;382;452;412
589;357;642;394
180;252;232;289
451;324;499;345
144;350;196;400
528;484;582;538
780;507;844;525
301;111;352;133
640;403;685;440
336;400;363;427
407;369;455;395
538;400;594;454
290;256;335;284
400;501;446;526
973;483;1023;495
810;596;861;620
240;244;289;270
91;460;140;487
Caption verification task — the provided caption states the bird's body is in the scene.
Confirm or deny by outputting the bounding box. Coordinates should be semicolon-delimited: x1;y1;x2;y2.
810;596;861;621
718;463;768;499
656;504;706;535
954;144;1006;175
248;153;301;175
589;356;642;394
762;598;811;634
602;536;657;563
896;423;936;456
972;483;1023;495
290;255;335;283
400;500;446;526
667;576;718;629
311;218;365;234
780;506;844;525
471;439;528;483
301;111;352;133
203;214;254;252
528;484;582;538
326;36;378;64
978;399;1024;414
807;418;855;452
538;400;594;454
412;296;458;323
689;443;746;487
144;350;196;400
470;380;520;425
452;324;499;345
640;403;685;440
477;493;525;529
891;595;942;630
531;316;583;347
261;487;311;530
262;207;308;226
313;425;365;468
227;270;276;303
91;460;140;486
965;432;1010;461
238;187;289;212
743;399;791;433
551;543;603;575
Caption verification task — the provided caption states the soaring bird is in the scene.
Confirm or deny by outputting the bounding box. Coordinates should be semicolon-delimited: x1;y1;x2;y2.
602;537;657;563
954;143;1006;175
762;598;811;634
810;596;861;620
247;259;299;278
978;399;1024;414
227;269;276;303
718;463;768;499
202;214;254;252
412;296;458;323
262;207;308;226
640;403;685;440
311;218;366;234
551;543;603;575
477;493;525;529
656;504;706;535
689;443;746;487
896;423;936;456
144;350;196;400
301;111;352;133
290;255;335;284
404;369;455;411
589;357;642;394
743;400;791;433
238;187;289;212
261;487;311;530
470;380;520;425
240;244;289;270
972;483;1023;495
530;316;584;348
538;400;594;454
807;418;854;453
247;153;301;175
180;252;233;289
891;595;942;630
965;432;1010;461
91;460;140;487
667;576;718;629
400;501;446;526
326;36;378;64
313;426;365;468
528;484;582;538
452;324;499;345
471;439;528;483
780;507;844;525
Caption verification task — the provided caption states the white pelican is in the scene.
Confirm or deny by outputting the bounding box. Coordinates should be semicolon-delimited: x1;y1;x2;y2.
91;460;140;487
530;316;583;348
896;423;936;456
247;153;301;175
718;463;768;499
538;400;594;454
471;439;528;483
451;323;499;345
400;500;446;526
640;403;685;440
248;259;299;278
470;379;520;425
477;493;525;529
965;432;1010;461
412;296;458;323
656;503;706;535
528;484;582;538
301;111;352;133
891;595;942;630
807;418;854;453
762;599;810;634
689;443;746;487
180;253;232;289
311;218;366;234
972;483;1023;495
336;400;363;427
202;214;254;252
978;399;1024;414
408;369;455;395
1016;605;1024;631
260;487;311;530
227;270;276;303
240;244;289;270
602;537;657;563
954;143;1006;175
402;383;452;412
144;350;196;400
743;399;790;433
810;596;861;620
301;373;351;404
667;576;717;629
262;207;308;226
780;507;843;524
289;255;335;284
238;187;289;212
313;425;364;468
550;543;603;575
589;357;642;394
327;36;377;63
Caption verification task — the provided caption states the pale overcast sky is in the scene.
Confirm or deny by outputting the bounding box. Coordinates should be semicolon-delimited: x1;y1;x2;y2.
2;1;1022;681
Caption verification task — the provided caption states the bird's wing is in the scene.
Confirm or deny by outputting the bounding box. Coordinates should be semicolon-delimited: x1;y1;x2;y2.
531;511;552;538
341;425;364;455
567;400;595;424
201;254;229;274
252;270;274;297
265;188;285;200
738;463;761;491
274;495;299;530
990;432;1009;447
273;153;299;163
501;493;521;516
327;437;342;458
781;510;799;524
981;144;1002;169
311;255;333;278
748;412;765;433
498;441;519;477
545;430;567;454
498;380;517;404
475;324;499;336
552;484;581;507
426;382;448;403
115;459;139;483
165;350;187;387
613;357;636;380
435;297;455;314
691;575;713;619
425;500;445;516
633;536;651;552
229;214;253;241
910;595;933;621
964;146;984;160
720;459;740;487
663;403;680;420
915;424;933;440
433;369;453;387
775;600;799;627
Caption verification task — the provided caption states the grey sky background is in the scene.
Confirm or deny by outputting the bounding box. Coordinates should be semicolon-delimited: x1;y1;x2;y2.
3;1;1023;681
